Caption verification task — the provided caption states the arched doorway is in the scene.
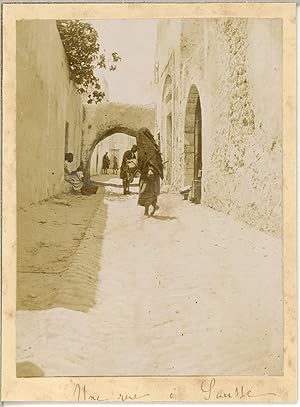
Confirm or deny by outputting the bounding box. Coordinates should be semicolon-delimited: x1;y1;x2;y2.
184;85;202;203
162;75;173;184
86;127;138;181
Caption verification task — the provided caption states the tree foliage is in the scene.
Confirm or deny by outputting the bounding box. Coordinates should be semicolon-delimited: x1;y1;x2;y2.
56;20;121;104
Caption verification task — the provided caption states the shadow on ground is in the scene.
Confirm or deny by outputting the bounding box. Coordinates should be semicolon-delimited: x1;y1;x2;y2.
17;187;108;312
104;191;139;201
150;215;177;221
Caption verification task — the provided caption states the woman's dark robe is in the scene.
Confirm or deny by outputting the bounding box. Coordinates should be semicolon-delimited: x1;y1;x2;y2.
102;154;109;170
136;128;164;207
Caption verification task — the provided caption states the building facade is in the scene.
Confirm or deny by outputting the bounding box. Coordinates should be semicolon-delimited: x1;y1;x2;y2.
16;20;83;206
155;18;282;236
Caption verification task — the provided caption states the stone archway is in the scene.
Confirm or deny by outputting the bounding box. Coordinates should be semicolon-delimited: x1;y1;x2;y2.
86;126;138;180
184;85;202;203
81;103;155;178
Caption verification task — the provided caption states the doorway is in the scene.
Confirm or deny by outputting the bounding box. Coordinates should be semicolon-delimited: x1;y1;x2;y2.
166;113;172;184
89;131;136;183
162;75;173;185
184;85;202;203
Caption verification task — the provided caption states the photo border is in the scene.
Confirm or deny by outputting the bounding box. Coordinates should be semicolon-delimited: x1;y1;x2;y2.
2;2;296;401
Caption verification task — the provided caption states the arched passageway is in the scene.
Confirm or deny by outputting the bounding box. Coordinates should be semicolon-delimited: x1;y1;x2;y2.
81;103;155;176
86;127;138;180
184;85;202;203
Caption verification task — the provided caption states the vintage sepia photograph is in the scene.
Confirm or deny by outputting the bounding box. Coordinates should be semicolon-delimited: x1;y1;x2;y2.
15;15;284;378
1;2;296;402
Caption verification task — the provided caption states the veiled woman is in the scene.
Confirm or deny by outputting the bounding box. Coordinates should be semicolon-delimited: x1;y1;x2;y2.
137;127;164;216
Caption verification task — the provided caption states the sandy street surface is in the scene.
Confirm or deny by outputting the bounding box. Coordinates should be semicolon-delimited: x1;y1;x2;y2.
91;173;139;186
17;191;106;312
17;182;283;377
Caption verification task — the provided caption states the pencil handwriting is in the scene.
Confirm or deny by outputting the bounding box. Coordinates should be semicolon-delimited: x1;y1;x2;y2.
73;383;150;402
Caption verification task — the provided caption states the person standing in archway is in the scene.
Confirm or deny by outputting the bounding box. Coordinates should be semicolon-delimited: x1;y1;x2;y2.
120;145;138;195
113;155;119;175
102;152;110;174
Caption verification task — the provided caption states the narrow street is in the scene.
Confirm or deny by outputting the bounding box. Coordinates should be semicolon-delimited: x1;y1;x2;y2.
17;183;283;377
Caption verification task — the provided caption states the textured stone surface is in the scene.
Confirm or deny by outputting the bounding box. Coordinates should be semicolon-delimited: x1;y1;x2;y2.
155;19;282;236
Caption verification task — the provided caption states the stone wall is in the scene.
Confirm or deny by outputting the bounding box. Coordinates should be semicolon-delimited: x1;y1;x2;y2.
16;20;83;206
156;19;282;236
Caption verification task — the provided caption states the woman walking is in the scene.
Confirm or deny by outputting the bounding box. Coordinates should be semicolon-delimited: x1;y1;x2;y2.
137;128;164;216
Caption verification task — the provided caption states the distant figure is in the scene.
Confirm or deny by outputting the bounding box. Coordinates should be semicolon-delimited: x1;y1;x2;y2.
102;152;110;174
120;145;138;195
113;156;118;175
137;128;164;216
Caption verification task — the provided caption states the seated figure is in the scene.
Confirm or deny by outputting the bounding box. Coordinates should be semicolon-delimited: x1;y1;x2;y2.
64;153;98;196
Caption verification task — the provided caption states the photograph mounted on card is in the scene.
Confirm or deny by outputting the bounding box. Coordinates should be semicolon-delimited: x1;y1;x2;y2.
1;2;296;402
